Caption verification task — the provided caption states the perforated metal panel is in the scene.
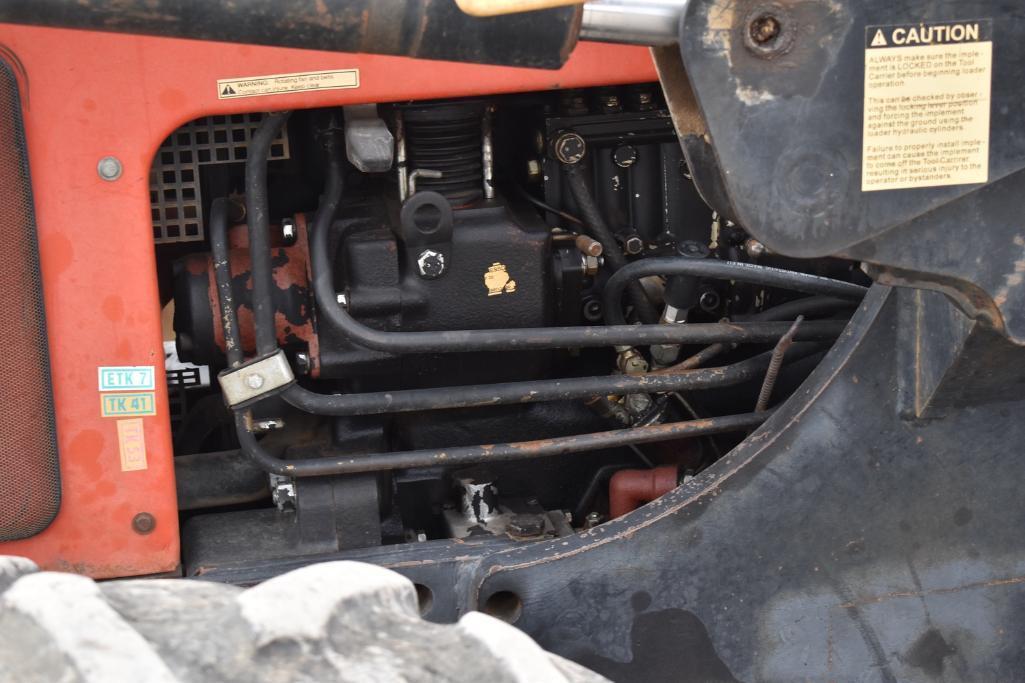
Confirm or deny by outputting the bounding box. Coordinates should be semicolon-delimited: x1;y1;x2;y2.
0;58;61;540
150;113;290;244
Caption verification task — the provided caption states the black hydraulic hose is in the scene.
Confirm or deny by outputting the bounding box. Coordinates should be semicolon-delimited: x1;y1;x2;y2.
281;343;824;417
564;164;659;324
246;111;291;356
602;259;868;326
234;410;771;477
210;197;244;368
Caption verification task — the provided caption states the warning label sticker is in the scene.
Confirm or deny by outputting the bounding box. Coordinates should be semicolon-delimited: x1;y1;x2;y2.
217;69;359;100
863;20;992;192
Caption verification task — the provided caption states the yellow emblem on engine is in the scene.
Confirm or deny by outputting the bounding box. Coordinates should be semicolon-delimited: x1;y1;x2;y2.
484;262;517;297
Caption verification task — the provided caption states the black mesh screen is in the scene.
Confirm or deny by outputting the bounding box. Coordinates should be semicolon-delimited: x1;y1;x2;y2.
0;58;61;540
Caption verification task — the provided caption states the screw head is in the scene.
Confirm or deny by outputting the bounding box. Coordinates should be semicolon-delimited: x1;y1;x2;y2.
417;249;446;279
97;156;123;181
553;132;586;165
245;373;265;390
132;512;156;535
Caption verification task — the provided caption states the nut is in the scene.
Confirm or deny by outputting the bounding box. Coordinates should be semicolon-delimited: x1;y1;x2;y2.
507;514;546;539
617;348;649;375
417;249;446;279
623;235;645;255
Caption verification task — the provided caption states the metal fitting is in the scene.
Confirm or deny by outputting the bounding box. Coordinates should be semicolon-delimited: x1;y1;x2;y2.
507;513;546;539
295;352;311;376
270;474;296;512
408;168;443;196
625;393;653;416
417;249;446;279
580;0;688;46
281;218;297;245
526;158;543;182
253;418;286;433
584;511;603;529
218;350;295;408
336;293;349;308
613;145;638;168
581;254;601;277
745;238;768;258
617;347;650;375
575;234;604;257
553;131;587;165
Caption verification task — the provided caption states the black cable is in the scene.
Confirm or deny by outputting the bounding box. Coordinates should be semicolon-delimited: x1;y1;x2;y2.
246;111;291;355
564;164;659;324
281;343;826;416
602;259;867;326
209;197;244;368
513;185;583;225
235;410;770;477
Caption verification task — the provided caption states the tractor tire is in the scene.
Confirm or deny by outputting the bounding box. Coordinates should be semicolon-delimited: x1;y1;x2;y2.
0;555;607;683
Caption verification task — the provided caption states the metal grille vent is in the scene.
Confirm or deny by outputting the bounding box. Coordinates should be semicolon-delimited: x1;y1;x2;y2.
151;113;290;244
0;58;61;540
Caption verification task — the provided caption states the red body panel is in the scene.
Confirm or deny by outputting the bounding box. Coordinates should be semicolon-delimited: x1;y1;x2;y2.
0;24;657;578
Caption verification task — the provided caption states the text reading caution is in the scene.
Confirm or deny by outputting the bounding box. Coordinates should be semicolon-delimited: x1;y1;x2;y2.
863;20;993;192
98;366;155;392
217;69;360;100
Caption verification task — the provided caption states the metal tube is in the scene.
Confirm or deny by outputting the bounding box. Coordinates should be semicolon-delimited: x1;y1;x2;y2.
603;259;867;326
246;111;291;356
282;345;824;417
580;0;688;45
234;410;770;477
209;197;244;368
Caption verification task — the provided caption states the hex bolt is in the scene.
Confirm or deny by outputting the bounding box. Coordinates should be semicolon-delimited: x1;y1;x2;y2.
623;235;645;256
281;218;297;245
131;512;156;535
245;373;265;390
584;512;602;529
97;156;123;182
750;15;781;45
417;249;446;279
295;353;311;376
553;131;587;165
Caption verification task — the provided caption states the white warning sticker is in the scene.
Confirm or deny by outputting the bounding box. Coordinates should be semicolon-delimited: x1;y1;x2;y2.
862;20;993;192
217;69;360;100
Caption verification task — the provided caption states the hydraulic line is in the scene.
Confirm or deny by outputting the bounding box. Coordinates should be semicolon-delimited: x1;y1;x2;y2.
246;111;291;356
564;164;659;323
282;343;824;416
209;197;244;368
602;259;867;326
234;410;770;477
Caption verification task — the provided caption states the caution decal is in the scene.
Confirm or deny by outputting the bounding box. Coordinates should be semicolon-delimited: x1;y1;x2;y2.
862;20;993;192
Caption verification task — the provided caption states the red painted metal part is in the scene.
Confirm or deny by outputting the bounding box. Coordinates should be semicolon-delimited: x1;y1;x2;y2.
609;465;679;519
0;24;657;578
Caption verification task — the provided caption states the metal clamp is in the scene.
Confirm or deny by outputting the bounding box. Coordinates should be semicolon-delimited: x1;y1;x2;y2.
218;350;295;408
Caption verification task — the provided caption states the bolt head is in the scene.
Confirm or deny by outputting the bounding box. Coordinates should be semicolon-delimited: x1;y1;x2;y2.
745;238;767;257
613;145;638;169
281;219;297;245
625;393;653;416
294;352;311;375
132;512;156;535
526;158;543;181
553;132;586;165
508;514;545;538
97;156;123;181
417;249;446;279
624;236;645;255
245;373;265;390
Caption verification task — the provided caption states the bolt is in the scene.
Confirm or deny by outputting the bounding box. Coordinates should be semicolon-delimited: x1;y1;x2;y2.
623;235;645;256
417;249;446;279
97;156;123;181
336;293;349;308
745;238;767;258
508;513;546;539
295;352;311;376
253;418;285;433
281;219;297;245
553;131;586;165
416;532;428;542
613;145;638;169
526;158;543;182
581;254;600;277
584;512;602;529
625;393;654;416
750;14;781;45
597;93;622;114
132;512;156;535
245;373;265;390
